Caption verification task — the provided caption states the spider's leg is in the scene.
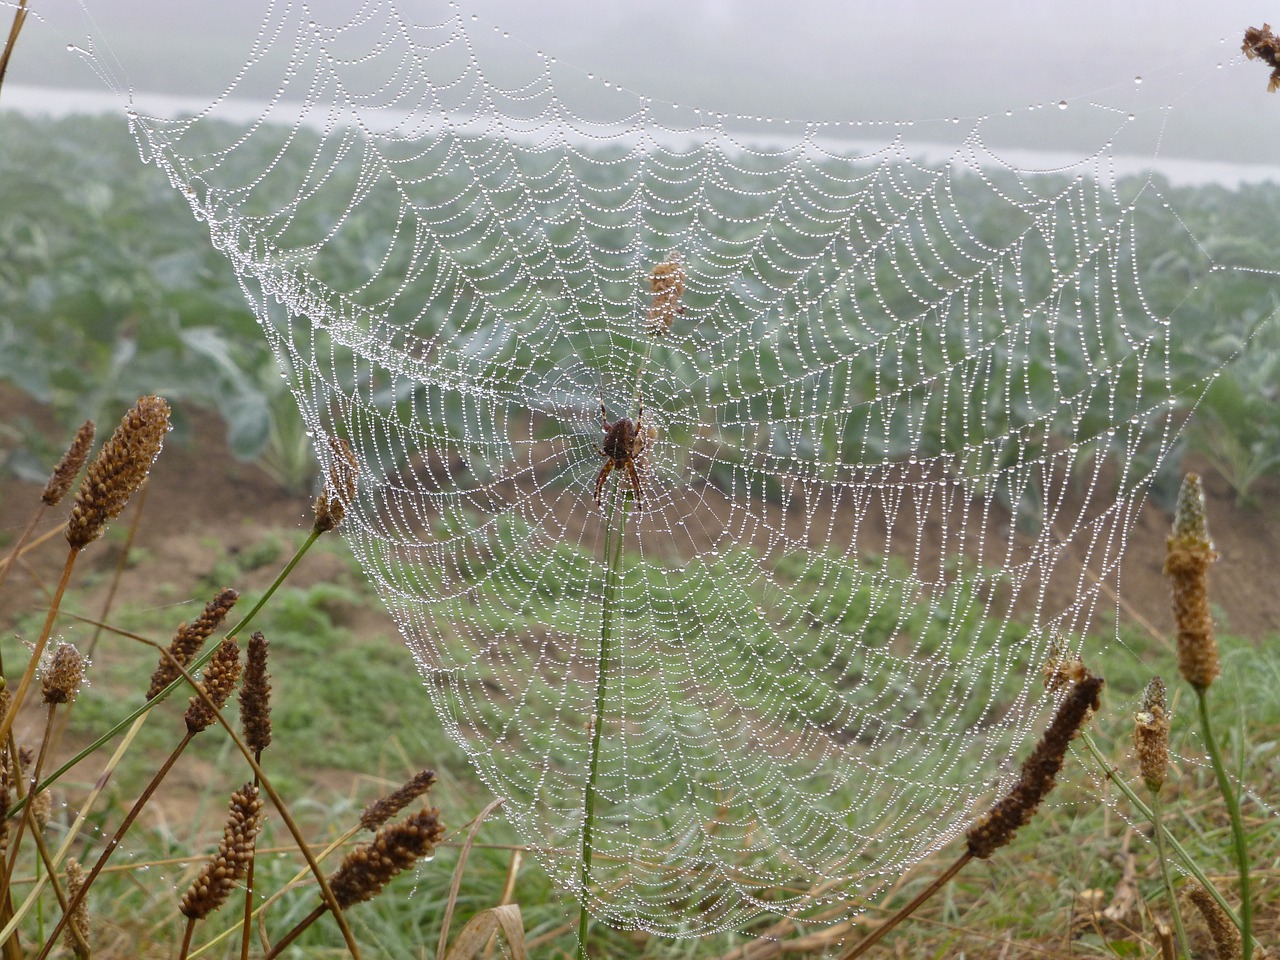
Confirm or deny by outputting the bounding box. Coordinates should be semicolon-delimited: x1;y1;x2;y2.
625;460;643;504
594;460;614;505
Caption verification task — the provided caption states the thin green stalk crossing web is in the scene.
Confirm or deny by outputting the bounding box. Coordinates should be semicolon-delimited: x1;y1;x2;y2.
69;1;1280;937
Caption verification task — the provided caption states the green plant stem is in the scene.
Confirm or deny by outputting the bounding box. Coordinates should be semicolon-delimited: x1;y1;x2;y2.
1195;687;1253;960
1149;790;1190;959
1079;731;1258;951
577;489;628;960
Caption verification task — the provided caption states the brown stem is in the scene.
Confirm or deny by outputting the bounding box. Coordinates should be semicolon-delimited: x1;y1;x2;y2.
34;730;196;960
2;705;57;891
240;758;262;960
0;505;44;593
0;0;29;97
263;904;327;959
837;851;973;960
178;915;198;960
0;549;78;752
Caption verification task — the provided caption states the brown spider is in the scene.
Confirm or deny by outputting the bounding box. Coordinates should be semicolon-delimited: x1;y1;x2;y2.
593;398;646;506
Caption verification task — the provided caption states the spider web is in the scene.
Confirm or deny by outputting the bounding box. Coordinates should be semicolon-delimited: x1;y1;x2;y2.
67;1;1279;935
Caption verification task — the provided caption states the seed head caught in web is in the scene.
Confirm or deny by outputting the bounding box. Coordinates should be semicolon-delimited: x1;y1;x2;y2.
1243;23;1280;92
966;670;1103;860
64;857;91;958
1133;675;1170;794
646;252;686;335
40;642;85;705
1165;473;1219;691
147;588;239;700
327;807;446;908
359;769;438;831
65;396;170;550
42;420;95;507
314;437;359;533
179;782;264;920
1041;636;1089;694
184;637;242;734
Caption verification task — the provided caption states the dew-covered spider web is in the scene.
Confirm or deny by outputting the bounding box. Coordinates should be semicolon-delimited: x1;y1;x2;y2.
65;0;1280;936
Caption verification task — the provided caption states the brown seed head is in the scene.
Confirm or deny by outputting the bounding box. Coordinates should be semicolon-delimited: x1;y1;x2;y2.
966;670;1103;859
42;420;96;506
327;807;446;908
147;588;239;700
360;770;438;831
1244;24;1280;92
1042;637;1089;694
30;788;52;833
179;782;265;920
1186;882;1243;960
65;396;170;550
41;642;86;705
64;856;91;957
646;253;686;335
239;631;273;755
1165;474;1219;691
184;638;242;734
313;437;359;533
1133;676;1170;794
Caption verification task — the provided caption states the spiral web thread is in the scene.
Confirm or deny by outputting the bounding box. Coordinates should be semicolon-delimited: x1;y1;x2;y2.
86;3;1277;935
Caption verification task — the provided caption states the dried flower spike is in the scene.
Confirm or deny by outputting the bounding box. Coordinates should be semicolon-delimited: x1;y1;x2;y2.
184;637;242;734
646;252;686;335
147;587;239;700
30;787;52;833
1133;675;1170;794
179;782;264;920
239;631;273;755
1186;882;1243;960
1243;24;1280;92
1165;474;1219;691
1041;637;1088;693
65;395;170;550
360;769;438;831
327;807;446;908
966;671;1103;859
42;420;95;507
64;856;91;958
314;437;358;533
41;642;85;705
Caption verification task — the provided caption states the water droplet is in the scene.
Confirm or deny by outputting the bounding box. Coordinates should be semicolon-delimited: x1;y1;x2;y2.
1134;75;1143;84
1057;100;1068;110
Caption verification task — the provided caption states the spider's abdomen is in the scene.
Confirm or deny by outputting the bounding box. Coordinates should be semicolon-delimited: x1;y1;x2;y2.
602;418;635;460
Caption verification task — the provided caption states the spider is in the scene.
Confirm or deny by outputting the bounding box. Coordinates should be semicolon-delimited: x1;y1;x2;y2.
593;397;646;507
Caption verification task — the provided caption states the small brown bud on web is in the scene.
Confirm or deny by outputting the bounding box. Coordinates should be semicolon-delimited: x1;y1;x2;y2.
327;807;446;908
1041;637;1088;693
1243;24;1280;92
646;252;686;335
147;588;239;700
314;436;359;533
1133;675;1170;794
179;782;264;920
1186;882;1243;960
40;642;86;705
239;631;273;755
42;420;95;507
1165;474;1219;691
966;670;1103;859
360;769;437;831
65;396;170;550
184;637;242;734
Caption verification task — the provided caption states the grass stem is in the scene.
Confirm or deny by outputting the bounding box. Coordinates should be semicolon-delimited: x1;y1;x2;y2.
1149;791;1190;958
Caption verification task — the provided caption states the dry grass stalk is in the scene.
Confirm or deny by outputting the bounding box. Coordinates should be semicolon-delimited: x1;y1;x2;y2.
1133;675;1170;794
1187;883;1243;960
184;638;243;734
360;769;438;831
40;642;85;705
1165;473;1219;691
42;420;95;507
146;587;239;700
646;253;686;335
179;783;265;920
327;807;446;908
966;670;1104;859
239;631;273;756
1243;24;1280;92
63;857;90;959
64;395;170;550
313;437;358;533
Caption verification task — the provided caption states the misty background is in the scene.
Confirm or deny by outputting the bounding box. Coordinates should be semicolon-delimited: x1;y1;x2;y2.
4;0;1279;174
